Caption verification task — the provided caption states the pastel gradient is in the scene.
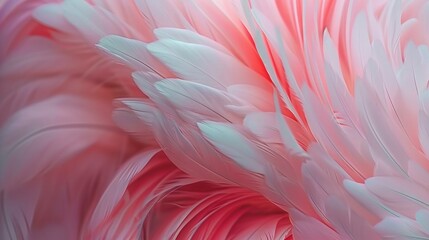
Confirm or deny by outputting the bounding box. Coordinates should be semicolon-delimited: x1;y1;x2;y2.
1;1;429;239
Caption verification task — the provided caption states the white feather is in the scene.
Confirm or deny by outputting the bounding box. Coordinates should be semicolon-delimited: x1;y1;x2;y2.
98;35;170;76
198;121;265;174
154;79;241;123
147;39;268;90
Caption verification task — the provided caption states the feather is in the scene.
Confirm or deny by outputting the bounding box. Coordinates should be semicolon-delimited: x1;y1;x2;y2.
365;177;429;218
325;197;380;240
61;0;135;43
416;210;429;233
35;0;137;44
273;91;307;157
0;37;79;84
243;112;282;144
324;63;365;138
134;0;192;30
323;30;346;89
198;121;265;174
376;217;429;240
408;161;429;188
381;0;402;64
301;0;330;104
263;164;317;217
92;0;155;41
147;39;268;90
242;10;300;122
350;12;372;76
154;79;242;123
419;104;429;158
153;28;232;55
131;71;163;99
88;152;192;239
275;28;306;125
290;209;341;240
355;80;409;176
97;35;170;76
181;0;266;75
301;144;357;224
89;149;160;227
32;3;71;33
137;111;267;191
112;107;157;145
227;84;274;111
0;185;41;240
120;98;159;127
344;180;400;219
302;86;372;180
0;94;123;190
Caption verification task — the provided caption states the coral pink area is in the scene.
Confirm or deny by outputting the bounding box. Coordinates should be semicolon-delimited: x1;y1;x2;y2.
2;0;429;239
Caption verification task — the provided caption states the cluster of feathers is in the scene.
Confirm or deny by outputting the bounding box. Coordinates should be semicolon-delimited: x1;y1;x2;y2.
2;0;429;239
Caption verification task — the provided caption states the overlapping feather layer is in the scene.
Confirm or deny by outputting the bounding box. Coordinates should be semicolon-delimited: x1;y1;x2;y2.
1;0;429;239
